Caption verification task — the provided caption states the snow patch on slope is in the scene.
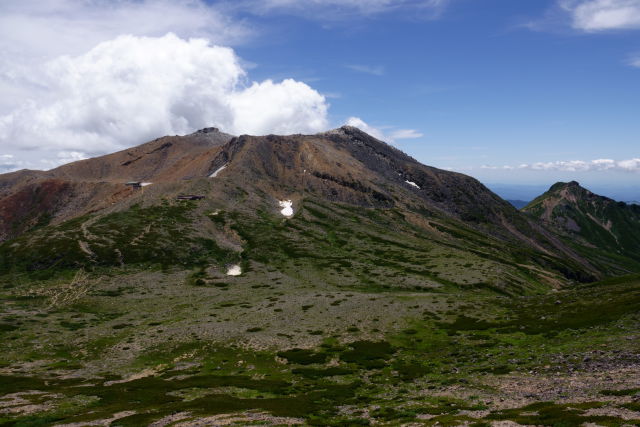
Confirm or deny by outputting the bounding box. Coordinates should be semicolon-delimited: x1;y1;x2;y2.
279;200;294;217
209;164;227;178
405;180;420;189
226;265;242;276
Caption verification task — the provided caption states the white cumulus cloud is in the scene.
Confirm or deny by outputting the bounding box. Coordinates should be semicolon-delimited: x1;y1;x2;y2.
0;33;330;156
0;0;251;122
345;117;387;140
560;0;640;31
345;117;423;143
229;79;328;135
346;64;386;76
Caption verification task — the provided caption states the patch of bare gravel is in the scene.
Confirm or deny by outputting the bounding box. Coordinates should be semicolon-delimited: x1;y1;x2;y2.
103;366;165;386
0;391;56;415
481;365;640;409
149;411;192;427
488;421;527;427
583;405;640;420
165;411;305;426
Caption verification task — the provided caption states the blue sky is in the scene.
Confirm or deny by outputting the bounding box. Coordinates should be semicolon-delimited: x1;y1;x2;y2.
233;0;640;190
0;0;638;198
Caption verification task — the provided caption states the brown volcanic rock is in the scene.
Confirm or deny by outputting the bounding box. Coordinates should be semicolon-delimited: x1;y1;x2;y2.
209;131;398;209
0;179;72;241
208;126;518;218
51;127;233;183
0;169;47;199
0;178;138;241
2;126;518;224
211;127;543;239
0;128;233;239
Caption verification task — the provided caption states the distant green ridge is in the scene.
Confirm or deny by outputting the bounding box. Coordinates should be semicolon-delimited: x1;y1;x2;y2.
524;181;640;273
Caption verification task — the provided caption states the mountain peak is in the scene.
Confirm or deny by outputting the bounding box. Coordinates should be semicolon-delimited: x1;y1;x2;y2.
318;125;382;141
338;124;367;133
549;180;581;192
195;126;221;134
524;180;640;261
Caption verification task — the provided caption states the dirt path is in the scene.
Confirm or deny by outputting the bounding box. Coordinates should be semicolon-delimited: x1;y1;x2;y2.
78;239;96;258
77;215;102;259
130;223;152;246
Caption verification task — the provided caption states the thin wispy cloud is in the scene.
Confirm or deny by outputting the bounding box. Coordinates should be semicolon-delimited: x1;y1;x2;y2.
389;129;424;139
482;158;640;172
526;1;640;71
224;0;452;20
346;64;385;76
628;54;640;67
322;92;343;99
345;117;386;140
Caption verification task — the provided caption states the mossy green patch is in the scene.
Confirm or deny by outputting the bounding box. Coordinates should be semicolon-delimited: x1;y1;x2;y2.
277;349;328;365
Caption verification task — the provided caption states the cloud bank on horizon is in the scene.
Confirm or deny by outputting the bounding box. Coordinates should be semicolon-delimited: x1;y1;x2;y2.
483;158;640;173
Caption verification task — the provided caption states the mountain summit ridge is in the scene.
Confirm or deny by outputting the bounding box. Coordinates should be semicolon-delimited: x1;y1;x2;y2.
0;128;637;287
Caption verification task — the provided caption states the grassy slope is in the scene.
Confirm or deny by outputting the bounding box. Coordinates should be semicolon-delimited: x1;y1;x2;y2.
1;199;639;425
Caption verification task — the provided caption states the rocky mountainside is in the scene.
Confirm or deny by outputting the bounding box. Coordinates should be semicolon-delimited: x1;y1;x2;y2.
524;181;640;272
0;126;604;290
0;128;233;241
1;128;640;426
